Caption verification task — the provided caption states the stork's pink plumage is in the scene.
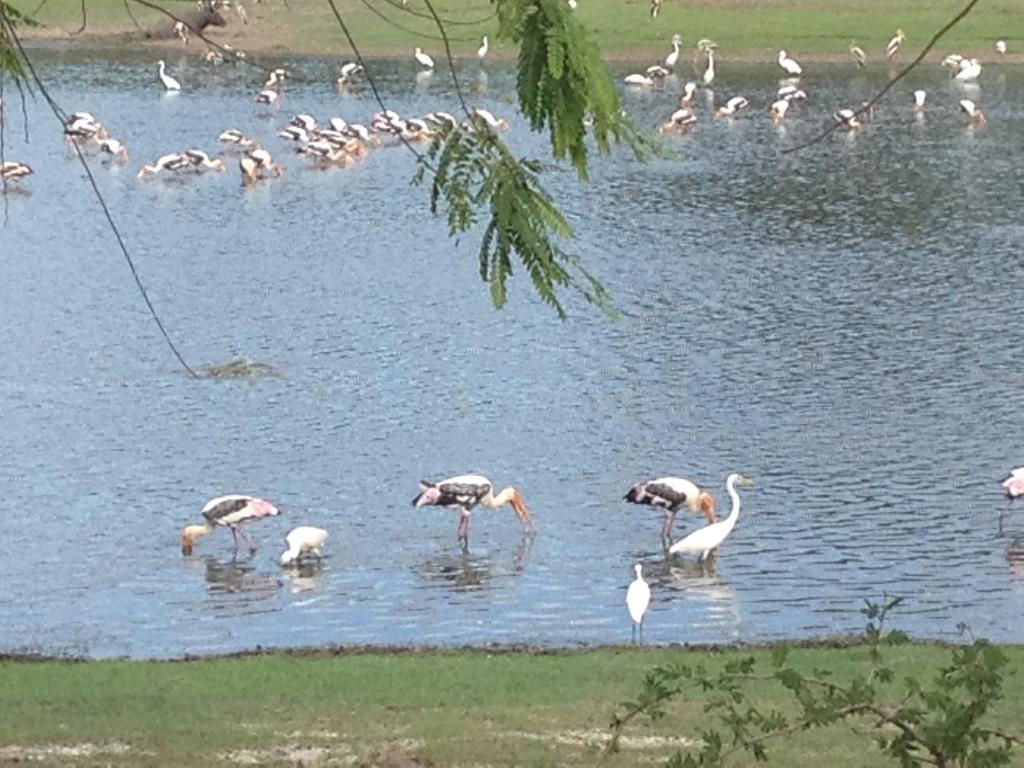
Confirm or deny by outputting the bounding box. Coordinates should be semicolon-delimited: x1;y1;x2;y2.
1003;468;1024;499
180;495;279;554
412;474;534;548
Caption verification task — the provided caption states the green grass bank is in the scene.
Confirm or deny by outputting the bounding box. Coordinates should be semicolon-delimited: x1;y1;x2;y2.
10;0;1022;59
2;642;1024;766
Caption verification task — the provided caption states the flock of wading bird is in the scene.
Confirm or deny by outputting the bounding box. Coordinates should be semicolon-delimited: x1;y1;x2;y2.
177;466;1024;642
0;27;1011;188
624;31;1007;134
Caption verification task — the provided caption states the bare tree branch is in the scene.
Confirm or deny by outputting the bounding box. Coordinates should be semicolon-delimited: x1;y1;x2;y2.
783;0;984;154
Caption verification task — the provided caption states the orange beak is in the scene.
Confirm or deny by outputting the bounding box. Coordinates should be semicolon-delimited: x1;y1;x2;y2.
511;489;536;533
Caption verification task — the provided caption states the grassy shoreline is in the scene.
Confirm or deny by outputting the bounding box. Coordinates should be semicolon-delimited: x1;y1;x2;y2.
2;642;1023;767
10;0;1023;61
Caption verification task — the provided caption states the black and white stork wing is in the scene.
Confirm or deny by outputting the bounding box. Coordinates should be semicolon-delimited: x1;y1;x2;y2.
625;477;697;510
436;481;490;508
202;495;254;524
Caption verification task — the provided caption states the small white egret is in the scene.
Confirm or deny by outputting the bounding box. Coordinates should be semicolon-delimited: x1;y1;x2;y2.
777;50;802;76
157;60;181;91
913;90;926;111
414;47;435;69
626;563;651;644
665;34;682;68
669;474;752;562
477;36;488;59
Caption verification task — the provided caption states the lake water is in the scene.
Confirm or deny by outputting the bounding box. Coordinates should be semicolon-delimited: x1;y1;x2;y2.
1;50;1023;659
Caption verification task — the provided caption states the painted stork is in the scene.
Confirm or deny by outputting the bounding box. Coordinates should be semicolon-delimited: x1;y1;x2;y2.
218;128;259;148
849;41;866;67
626;563;651;644
778;84;807;101
665;34;682;69
657;107;697;133
1000;468;1024;534
256;89;279;104
624;476;715;544
959;99;986;125
280;526;328;566
669;473;752;561
184;149;226;172
770;98;789;122
649;0;661;18
678;81;698;107
99;138;129;163
886;29;906;62
477;36;489;59
624;73;655;88
472;107;509;131
955;58;982;82
412;474;535;548
180;495;280;554
715;96;749;117
833;108;862;130
414;47;435;69
913;90;926;111
0;161;33;181
157;60;181;91
136;152;191;178
777;50;802;77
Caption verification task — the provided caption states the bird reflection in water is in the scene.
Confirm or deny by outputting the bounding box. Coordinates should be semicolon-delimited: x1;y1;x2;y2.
281;560;327;594
183;553;283;603
416;534;534;593
1006;538;1024;579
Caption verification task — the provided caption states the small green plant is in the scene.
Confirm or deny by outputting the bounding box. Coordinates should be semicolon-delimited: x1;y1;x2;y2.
606;597;1023;768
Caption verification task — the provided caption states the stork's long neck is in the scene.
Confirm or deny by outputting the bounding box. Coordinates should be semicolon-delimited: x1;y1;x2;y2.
482;487;516;508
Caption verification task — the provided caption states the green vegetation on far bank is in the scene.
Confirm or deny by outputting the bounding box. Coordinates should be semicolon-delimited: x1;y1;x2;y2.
10;0;1023;59
2;642;1023;767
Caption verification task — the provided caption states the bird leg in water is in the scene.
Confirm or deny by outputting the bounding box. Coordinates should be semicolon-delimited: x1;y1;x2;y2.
661;511;675;546
457;513;471;547
236;526;259;551
230;527;239;548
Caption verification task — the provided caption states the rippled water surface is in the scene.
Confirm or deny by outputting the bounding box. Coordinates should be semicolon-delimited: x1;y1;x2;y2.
2;51;1023;658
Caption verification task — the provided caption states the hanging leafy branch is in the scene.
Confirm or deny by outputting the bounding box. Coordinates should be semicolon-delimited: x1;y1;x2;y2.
416;115;614;318
606;597;1024;768
498;0;658;181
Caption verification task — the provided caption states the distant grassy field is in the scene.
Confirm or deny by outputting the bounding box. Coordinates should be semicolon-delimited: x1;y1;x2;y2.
2;643;1024;767
10;0;1021;59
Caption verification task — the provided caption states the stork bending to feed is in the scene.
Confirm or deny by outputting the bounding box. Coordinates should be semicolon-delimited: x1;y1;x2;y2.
281;526;328;565
1001;468;1024;534
624;476;715;545
412;474;535;548
180;495;280;554
669;473;752;562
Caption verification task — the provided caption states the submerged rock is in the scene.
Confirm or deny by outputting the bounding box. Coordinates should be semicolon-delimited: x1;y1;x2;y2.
195;357;282;380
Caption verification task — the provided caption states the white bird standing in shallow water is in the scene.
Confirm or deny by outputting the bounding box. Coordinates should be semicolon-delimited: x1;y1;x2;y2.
477;36;488;59
412;474;535;548
913;90;926;111
959;99;987;125
281;526;328;565
669;474;752;562
626;563;651;644
414;47;434;69
624;476;715;545
777;50;802;77
180;495;280;554
665;34;682;68
702;48;716;86
157;60;181;91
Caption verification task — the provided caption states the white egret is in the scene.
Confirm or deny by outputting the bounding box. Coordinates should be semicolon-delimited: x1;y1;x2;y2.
702;48;715;86
669;474;752;562
913;90;926;111
477;36;488;59
626;563;651;644
414;47;435;69
665;34;682;68
777;50;802;76
157;60;181;91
